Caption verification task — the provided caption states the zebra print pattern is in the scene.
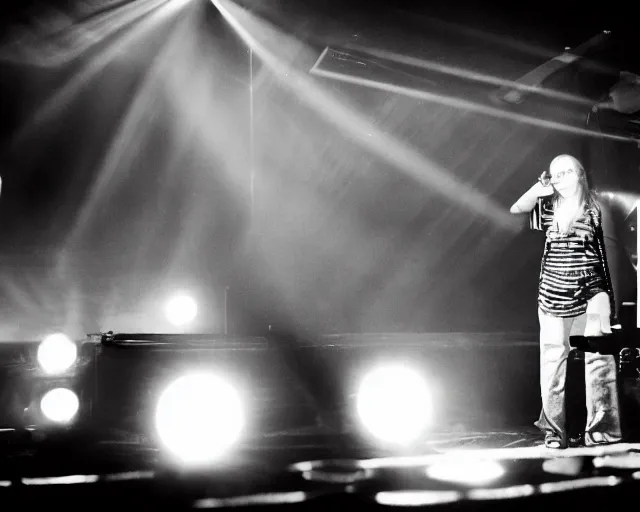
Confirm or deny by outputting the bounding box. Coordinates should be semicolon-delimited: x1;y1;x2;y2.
530;197;608;318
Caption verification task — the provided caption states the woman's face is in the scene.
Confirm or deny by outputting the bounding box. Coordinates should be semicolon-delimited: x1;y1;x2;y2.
549;158;581;196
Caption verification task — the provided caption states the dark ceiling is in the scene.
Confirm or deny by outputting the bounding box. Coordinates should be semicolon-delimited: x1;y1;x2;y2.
232;0;638;73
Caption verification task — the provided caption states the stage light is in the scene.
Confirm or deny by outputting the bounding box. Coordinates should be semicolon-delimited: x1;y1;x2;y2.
37;333;78;375
154;372;245;466
164;294;198;326
426;457;506;485
40;388;80;424
356;363;432;446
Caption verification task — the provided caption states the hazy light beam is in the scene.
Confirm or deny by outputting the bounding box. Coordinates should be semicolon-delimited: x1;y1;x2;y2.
311;63;633;145
63;9;197;247
211;0;518;232
0;0;168;68
335;45;594;107
395;9;584;62
1;0;192;155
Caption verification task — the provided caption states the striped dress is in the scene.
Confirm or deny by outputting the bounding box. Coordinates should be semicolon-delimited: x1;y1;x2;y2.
530;196;613;318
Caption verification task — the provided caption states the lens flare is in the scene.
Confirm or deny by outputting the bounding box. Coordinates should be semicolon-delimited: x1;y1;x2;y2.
37;333;78;375
40;388;80;424
155;372;245;465
356;363;432;445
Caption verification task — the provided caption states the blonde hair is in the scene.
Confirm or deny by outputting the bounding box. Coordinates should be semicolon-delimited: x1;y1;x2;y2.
549;155;598;233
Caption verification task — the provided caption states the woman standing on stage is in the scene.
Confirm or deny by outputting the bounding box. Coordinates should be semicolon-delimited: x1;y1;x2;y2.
510;154;622;449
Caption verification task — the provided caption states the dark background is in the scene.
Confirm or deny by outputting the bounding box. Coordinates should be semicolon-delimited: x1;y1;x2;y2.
0;0;637;340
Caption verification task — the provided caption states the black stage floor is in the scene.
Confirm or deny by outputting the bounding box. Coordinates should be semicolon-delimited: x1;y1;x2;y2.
2;425;640;511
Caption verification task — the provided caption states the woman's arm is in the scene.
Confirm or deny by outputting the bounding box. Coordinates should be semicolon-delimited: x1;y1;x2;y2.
510;179;554;214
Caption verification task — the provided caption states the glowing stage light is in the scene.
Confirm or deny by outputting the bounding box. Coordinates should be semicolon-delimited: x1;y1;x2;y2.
154;372;245;466
356;363;432;446
426;457;506;485
164;294;198;326
40;388;80;424
37;333;78;375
